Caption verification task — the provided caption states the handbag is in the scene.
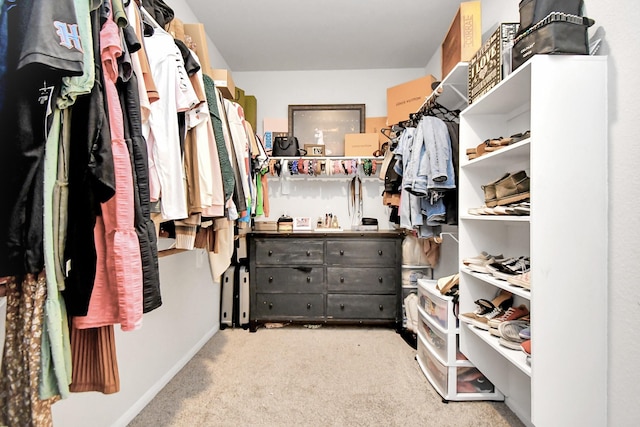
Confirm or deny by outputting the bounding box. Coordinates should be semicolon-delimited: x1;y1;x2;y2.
272;136;306;157
512;0;594;71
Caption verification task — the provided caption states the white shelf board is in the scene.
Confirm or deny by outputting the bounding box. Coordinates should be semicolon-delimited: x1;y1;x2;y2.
462;322;532;377
460;267;531;300
462;139;531;169
460;215;530;223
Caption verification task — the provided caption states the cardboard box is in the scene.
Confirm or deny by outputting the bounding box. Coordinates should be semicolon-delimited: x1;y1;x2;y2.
345;133;379;157
441;1;482;79
468;23;519;104
211;69;235;100
166;17;185;43
386;75;437;125
183;23;212;76
365;117;389;148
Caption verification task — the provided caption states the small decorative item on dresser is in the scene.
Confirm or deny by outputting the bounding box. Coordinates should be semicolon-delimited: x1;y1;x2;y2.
304;144;325;157
276;215;293;232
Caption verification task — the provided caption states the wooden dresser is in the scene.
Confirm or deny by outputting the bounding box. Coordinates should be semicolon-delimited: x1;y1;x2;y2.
248;230;403;331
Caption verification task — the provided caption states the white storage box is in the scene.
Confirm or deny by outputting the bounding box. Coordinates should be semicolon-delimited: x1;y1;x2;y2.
417;279;456;330
418;306;467;365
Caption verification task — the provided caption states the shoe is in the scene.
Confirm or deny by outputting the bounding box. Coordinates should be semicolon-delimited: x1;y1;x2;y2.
471;308;505;330
462;251;503;266
481;173;510;207
510;130;531;143
460;289;513;324
487;257;530;281
507;271;531;289
518;327;531;340
495;171;530;206
487;304;530;328
497;319;530;350
521;339;531;356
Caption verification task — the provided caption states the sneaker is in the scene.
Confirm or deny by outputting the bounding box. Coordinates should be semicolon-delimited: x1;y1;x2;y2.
460;290;512;324
518;327;531;340
487;257;530;281
507;271;531;289
487;304;530;328
498;319;530;350
471;308;505;330
521;339;531;356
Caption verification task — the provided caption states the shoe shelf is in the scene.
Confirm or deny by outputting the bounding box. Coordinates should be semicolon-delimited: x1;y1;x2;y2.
461;322;531;377
462;139;531;170
458;55;608;426
460;267;531;301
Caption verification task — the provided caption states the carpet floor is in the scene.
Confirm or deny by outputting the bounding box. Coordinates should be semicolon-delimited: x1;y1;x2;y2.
128;325;524;427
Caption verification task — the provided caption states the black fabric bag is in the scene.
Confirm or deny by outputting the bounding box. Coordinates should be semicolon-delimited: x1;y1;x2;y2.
512;0;594;71
272;136;306;157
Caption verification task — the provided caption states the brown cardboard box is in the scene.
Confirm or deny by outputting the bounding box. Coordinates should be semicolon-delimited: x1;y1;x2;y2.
468;23;519;104
441;1;482;79
183;23;212;76
386;75;437;125
166;17;185;43
211;69;235;100
345;133;379;157
365;117;389;148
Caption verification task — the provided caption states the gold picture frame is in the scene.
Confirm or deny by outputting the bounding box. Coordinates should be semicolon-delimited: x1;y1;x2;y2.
304;144;326;157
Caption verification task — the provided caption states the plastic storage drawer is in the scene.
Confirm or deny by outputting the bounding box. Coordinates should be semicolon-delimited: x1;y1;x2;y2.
417;279;457;331
417;306;467;365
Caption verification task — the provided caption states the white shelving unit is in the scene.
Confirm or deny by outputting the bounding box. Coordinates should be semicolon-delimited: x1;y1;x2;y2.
457;55;607;426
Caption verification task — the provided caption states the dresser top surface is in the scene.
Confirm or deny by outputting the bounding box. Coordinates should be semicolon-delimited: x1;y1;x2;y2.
249;230;404;239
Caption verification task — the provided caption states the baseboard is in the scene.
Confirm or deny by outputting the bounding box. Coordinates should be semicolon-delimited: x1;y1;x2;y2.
111;324;220;427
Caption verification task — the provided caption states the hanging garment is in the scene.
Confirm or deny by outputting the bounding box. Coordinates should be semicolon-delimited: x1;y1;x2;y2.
142;11;198;220
74;8;143;331
0;274;57;426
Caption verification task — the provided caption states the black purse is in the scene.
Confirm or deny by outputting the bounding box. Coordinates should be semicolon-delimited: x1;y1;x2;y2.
512;0;594;71
272;136;306;157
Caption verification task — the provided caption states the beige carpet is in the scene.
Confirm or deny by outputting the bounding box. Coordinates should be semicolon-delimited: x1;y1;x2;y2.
128;326;524;427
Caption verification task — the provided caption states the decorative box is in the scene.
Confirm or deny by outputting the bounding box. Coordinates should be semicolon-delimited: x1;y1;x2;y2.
468;23;519;104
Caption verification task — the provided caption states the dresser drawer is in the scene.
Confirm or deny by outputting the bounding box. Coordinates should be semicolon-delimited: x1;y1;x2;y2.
254;293;324;318
254;239;324;265
326;294;397;319
255;267;324;293
327;267;396;293
326;240;397;266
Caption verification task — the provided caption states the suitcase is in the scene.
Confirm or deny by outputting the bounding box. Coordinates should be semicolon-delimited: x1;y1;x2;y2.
220;265;236;329
238;265;250;329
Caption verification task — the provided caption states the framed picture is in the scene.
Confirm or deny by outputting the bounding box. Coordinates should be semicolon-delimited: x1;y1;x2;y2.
293;217;312;231
288;104;365;156
304;144;325;157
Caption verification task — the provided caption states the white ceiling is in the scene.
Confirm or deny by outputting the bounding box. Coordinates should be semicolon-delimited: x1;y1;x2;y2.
184;0;464;72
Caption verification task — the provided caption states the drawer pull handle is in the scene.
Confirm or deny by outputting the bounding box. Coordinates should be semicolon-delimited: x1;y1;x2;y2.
340;277;344;283
379;304;384;311
378;250;383;256
306;250;311;256
268;250;273;256
339;250;344;255
269;303;273;309
307;276;311;283
340;304;345;310
269;276;273;282
378;277;383;283
307;303;312;309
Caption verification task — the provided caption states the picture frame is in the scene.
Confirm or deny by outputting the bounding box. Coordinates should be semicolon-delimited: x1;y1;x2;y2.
293;217;312;231
304;144;325;157
288;104;366;156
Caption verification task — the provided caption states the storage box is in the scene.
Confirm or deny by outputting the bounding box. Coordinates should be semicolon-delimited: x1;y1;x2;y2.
344;133;379;157
441;1;482;79
417;279;456;330
386;75;437;125
211;69;235;100
468;23;519;104
183;23;212;76
365;116;388;149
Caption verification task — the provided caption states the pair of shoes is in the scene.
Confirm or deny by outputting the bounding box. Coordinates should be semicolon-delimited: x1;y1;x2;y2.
507;271;531;289
497;319;530;350
462;251;502;266
482;171;530;207
487;304;530;329
461;289;513;327
486;256;530;281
